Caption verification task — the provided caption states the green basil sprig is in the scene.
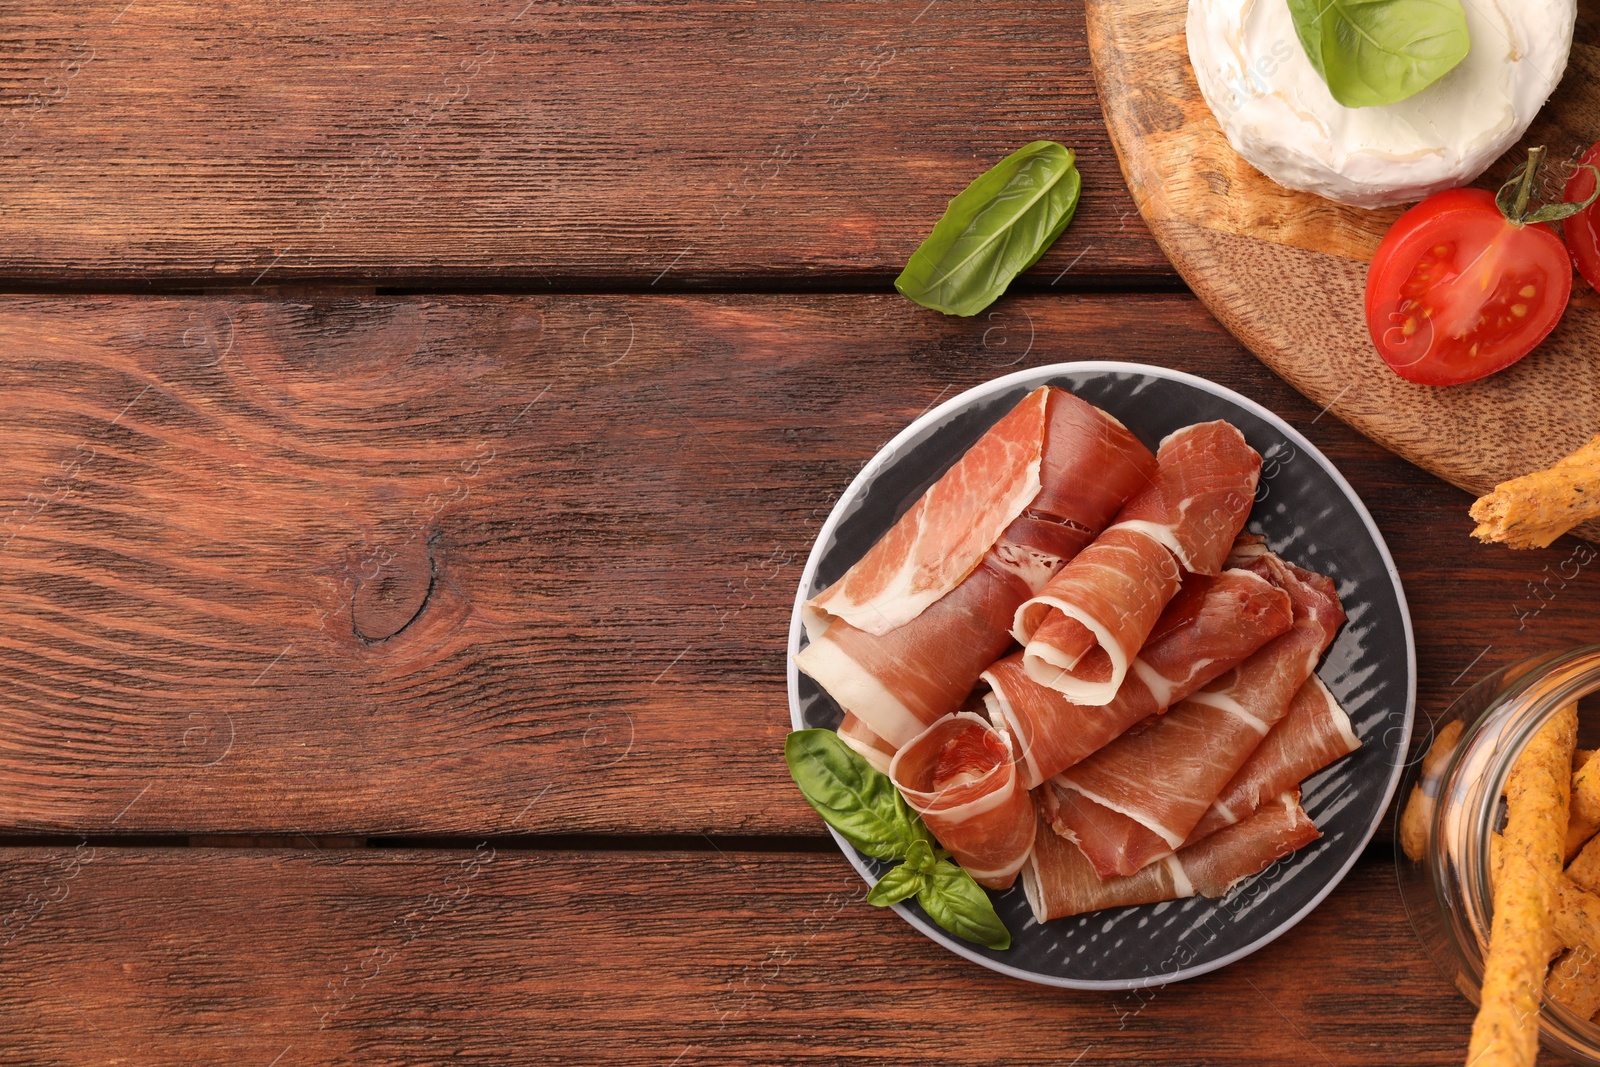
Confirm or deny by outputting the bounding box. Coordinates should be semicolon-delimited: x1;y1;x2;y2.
1286;0;1471;109
785;729;1011;951
894;140;1080;318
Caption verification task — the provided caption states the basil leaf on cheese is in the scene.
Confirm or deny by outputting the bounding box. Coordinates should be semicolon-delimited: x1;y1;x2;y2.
895;140;1080;317
1286;0;1471;109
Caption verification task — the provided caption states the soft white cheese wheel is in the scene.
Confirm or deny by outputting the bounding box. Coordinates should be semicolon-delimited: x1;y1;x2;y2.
1187;0;1576;208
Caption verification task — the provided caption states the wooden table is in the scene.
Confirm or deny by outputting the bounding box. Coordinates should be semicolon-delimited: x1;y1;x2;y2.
3;3;1598;1063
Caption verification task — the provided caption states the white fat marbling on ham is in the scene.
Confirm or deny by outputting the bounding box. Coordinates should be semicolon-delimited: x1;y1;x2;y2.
1184;675;1361;845
1015;422;1260;706
1050;552;1344;877
889;713;1035;890
1184;690;1272;736
983;564;1293;790
796;387;1158;747
806;388;1051;639
1023;791;1317;922
837;713;897;775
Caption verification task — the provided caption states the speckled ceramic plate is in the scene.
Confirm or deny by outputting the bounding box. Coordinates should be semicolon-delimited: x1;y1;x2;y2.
786;362;1415;989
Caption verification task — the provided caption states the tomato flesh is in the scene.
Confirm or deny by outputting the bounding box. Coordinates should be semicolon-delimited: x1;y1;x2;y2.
1565;141;1600;292
1365;188;1571;386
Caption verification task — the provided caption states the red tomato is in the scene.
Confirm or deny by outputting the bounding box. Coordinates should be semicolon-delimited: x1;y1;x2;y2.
1365;188;1571;386
1565;141;1600;291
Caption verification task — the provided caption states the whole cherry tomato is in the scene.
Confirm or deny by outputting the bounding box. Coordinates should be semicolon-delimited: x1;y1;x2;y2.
1564;140;1600;292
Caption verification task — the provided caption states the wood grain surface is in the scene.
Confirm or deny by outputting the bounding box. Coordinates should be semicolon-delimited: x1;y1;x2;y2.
0;0;1171;286
1084;0;1600;503
0;846;1525;1066
1;292;1596;839
4;6;1598;1058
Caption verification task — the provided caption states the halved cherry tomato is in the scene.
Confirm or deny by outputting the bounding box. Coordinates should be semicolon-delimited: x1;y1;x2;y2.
1565;141;1600;292
1365;188;1571;386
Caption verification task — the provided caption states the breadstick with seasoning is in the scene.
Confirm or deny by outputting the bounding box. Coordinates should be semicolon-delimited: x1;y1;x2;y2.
1570;834;1600;898
1547;948;1600;1021
1550;878;1600;988
1470;435;1600;549
1495;835;1600;1015
1491;834;1564;961
1467;704;1575;1067
1567;749;1600;861
1399;720;1464;863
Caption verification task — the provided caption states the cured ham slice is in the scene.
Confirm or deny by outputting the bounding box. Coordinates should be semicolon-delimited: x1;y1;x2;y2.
1050;552;1344;877
1015;421;1260;706
1022;791;1319;922
1114;421;1266;576
889;713;1036;890
797;387;1156;747
982;567;1293;789
1185;675;1360;844
1016;527;1183;702
805;386;1152;637
806;387;1049;637
800;558;1033;748
838;713;897;775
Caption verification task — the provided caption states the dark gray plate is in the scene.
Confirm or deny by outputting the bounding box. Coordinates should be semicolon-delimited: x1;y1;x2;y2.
785;362;1415;989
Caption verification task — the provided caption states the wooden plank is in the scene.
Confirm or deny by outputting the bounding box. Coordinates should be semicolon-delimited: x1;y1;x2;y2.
1;292;1596;837
0;847;1508;1064
1084;0;1600;508
0;0;1170;285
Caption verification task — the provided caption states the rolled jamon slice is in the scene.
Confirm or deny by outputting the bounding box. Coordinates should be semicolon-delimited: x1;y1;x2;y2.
797;386;1156;747
837;713;897;775
1015;421;1261;706
801;557;1032;748
982;566;1292;789
1049;553;1344;877
1113;420;1264;577
1022;791;1319;922
1184;675;1361;845
889;712;1036;890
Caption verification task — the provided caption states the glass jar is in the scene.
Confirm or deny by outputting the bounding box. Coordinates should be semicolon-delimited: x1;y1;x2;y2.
1396;644;1600;1064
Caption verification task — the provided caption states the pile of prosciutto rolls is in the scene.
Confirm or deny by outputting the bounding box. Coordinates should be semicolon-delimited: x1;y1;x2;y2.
796;386;1362;923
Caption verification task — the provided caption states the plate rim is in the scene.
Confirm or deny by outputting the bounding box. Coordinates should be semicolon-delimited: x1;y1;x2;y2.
784;359;1417;990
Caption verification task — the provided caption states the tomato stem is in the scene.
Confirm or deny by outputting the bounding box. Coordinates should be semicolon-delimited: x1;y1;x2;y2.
1499;146;1545;226
1495;146;1600;227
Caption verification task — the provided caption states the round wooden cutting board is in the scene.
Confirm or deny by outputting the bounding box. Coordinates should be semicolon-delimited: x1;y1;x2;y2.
1083;0;1600;509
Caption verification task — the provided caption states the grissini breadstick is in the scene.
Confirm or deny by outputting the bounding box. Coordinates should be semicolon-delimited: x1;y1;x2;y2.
1470;435;1600;549
1467;704;1575;1067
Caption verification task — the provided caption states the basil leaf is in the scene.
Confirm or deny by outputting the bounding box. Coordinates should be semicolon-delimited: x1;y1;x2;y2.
866;863;928;907
917;860;1011;951
1286;0;1471;109
895;140;1080;317
785;730;928;861
900;838;938;876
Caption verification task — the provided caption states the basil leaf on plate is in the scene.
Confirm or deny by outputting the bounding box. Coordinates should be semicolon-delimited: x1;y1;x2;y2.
899;838;938;875
786;730;1011;951
866;863;928;907
894;140;1081;317
784;729;929;861
917;860;1012;951
1286;0;1471;109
